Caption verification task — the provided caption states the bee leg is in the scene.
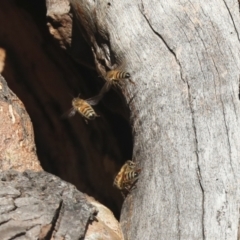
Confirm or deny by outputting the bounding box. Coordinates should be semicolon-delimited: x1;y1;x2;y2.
112;82;120;89
121;191;127;199
129;185;137;191
84;119;89;124
128;78;135;85
124;185;132;193
127;179;139;192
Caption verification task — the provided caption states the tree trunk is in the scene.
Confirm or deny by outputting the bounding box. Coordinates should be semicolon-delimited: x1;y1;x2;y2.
65;0;240;239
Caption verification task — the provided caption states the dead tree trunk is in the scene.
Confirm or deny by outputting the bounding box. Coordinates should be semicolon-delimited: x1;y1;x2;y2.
49;0;240;239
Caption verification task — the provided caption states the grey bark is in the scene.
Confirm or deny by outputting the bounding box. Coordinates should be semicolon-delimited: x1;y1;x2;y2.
64;0;240;239
0;170;97;240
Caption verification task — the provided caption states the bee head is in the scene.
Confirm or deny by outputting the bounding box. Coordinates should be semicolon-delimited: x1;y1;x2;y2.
126;72;131;78
126;160;135;167
134;172;139;178
72;98;78;105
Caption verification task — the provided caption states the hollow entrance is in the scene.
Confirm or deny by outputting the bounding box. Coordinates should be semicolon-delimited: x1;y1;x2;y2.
0;0;133;219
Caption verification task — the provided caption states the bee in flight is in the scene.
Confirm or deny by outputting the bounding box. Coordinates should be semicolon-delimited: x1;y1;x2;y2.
98;70;134;97
62;95;101;123
113;160;141;197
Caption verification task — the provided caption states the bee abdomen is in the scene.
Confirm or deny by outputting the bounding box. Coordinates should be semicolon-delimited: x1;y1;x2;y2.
125;171;139;182
82;107;96;119
116;71;130;79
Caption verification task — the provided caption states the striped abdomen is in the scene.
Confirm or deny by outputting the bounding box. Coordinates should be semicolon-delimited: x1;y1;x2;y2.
78;103;97;120
113;161;141;190
72;98;97;120
106;70;130;81
123;170;140;184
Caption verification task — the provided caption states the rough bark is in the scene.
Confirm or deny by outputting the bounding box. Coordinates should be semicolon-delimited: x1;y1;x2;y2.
0;74;42;171
0;170;97;240
47;0;240;239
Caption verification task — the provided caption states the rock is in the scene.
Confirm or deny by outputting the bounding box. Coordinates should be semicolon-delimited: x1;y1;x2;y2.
0;75;42;171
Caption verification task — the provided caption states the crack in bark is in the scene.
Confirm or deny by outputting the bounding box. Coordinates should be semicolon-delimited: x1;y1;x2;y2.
219;96;236;178
8;224;40;240
45;200;64;240
139;2;208;238
9;232;26;240
0;218;11;226
139;2;185;239
239;75;240;100
222;0;240;42
139;1;185;83
0;205;17;215
186;82;205;240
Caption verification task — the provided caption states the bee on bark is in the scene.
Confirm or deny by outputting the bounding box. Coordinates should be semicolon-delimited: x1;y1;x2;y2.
106;70;131;83
62;95;100;123
98;70;134;97
113;160;141;196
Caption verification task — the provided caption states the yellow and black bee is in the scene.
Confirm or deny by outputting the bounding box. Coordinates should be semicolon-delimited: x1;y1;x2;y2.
98;70;134;96
113;160;141;194
62;95;100;123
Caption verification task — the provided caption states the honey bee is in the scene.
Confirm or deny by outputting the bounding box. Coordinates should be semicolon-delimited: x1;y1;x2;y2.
113;160;141;195
106;70;131;82
62;95;100;123
98;70;134;97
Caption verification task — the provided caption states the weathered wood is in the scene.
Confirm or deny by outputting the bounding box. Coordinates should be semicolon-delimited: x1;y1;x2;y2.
0;170;97;239
46;0;96;70
63;0;240;239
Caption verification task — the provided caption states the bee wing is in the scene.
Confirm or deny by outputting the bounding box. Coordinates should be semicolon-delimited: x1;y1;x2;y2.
85;82;112;106
61;108;76;119
99;82;111;96
85;94;103;106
